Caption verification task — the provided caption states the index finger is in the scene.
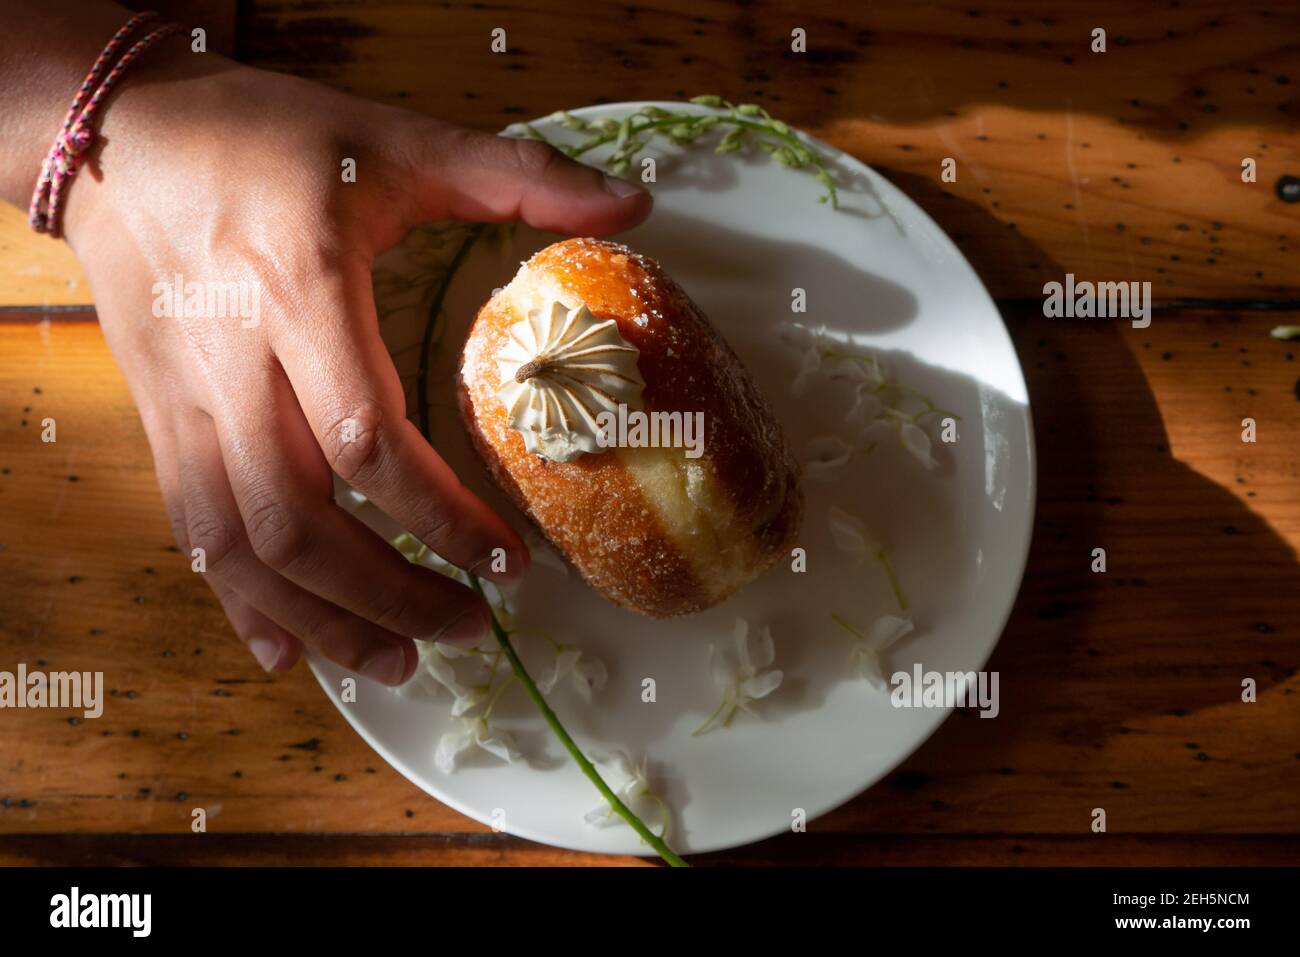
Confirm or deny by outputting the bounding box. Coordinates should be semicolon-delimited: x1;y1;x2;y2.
272;256;530;584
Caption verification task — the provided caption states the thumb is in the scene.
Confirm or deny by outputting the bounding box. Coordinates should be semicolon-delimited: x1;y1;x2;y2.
405;124;652;235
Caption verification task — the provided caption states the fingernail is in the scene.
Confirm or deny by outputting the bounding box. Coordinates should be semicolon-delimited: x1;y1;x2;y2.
359;644;408;685
437;608;491;647
248;637;282;672
602;173;644;198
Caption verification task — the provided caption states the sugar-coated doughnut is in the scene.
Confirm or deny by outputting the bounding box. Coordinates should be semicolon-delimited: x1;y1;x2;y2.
457;237;802;617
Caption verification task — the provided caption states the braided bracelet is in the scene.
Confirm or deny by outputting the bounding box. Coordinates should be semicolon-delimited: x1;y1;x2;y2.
28;11;183;238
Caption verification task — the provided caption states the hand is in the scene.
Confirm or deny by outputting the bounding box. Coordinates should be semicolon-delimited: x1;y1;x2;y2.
61;52;651;683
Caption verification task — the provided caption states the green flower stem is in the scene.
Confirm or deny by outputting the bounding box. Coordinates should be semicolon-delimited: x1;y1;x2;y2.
691;697;731;737
417;223;484;438
414;218;686;866
875;549;908;613
468;574;689;867
525;105;839;208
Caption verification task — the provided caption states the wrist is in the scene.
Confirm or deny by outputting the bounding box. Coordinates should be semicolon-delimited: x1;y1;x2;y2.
0;1;141;209
61;41;243;250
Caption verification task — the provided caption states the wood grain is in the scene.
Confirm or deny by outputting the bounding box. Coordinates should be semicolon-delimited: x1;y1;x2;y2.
2;0;1298;867
5;833;1300;867
1;0;1296;306
2;305;1297;864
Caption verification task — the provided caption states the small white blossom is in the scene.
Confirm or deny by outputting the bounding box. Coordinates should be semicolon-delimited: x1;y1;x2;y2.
858;417;894;444
843;615;914;691
584;750;668;837
824;353;883;389
536;646;608;703
899;421;938;470
695;619;783;735
828;506;908;612
827;505;880;557
787;323;884;398
391;640;446;700
846;388;884;430
435;716;521;773
393;638;499;713
804;435;855;480
424;646;493;716
784;333;948;473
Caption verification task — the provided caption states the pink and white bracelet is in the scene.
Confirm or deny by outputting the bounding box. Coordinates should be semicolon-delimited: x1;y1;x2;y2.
28;10;183;238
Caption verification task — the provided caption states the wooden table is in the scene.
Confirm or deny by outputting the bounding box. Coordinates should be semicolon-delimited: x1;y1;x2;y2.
2;0;1298;866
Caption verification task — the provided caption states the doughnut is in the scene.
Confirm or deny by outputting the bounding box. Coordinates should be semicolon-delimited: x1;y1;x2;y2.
456;237;802;617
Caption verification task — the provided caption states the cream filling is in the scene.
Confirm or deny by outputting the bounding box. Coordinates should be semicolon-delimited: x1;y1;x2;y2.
615;445;759;599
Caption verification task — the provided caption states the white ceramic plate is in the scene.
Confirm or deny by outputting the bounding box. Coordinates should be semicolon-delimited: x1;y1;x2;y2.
309;102;1035;856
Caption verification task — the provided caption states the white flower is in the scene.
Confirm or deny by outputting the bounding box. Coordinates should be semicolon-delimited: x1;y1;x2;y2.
827;505;879;557
695;619;783;735
899;421;938;470
783;333;949;472
583;750;668;837
391;640;446;699
828;506;908;611
393;639;499;712
858;417;893;444
435;716;521;773
846;388;884;430
824;353;883;389
789;328;884;399
423;647;492;716
536;646;608;703
804;435;855;480
841;615;914;691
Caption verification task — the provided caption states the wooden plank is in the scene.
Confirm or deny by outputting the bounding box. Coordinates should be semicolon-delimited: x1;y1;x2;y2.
2;306;1297;864
0;205;88;307
2;833;1297;867
1;0;1296;306
182;0;1300;300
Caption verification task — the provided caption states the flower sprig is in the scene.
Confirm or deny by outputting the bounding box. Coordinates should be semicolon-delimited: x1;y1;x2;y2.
467;575;688;866
386;527;684;862
789;326;961;475
516;96;839;209
833;613;915;692
828;505;908;613
693;619;784;736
